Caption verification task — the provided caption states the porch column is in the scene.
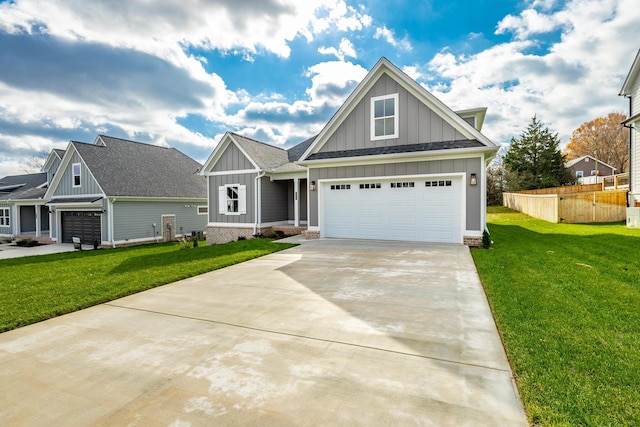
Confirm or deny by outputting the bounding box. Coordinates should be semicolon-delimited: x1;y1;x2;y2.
294;178;300;227
35;206;41;237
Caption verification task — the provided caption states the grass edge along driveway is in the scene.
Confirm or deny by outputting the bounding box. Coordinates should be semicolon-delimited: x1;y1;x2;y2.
471;207;640;426
0;239;294;333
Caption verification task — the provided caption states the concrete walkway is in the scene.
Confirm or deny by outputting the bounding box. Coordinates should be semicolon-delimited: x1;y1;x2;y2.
0;242;79;259
0;239;528;426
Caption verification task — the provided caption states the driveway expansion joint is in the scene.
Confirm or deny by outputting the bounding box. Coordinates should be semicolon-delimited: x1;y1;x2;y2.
104;302;511;374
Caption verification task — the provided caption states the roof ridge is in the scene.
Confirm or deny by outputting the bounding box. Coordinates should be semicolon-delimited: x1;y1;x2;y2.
98;134;173;151
230;132;287;152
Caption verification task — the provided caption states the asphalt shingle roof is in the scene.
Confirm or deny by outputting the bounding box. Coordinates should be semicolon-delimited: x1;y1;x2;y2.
0;172;47;201
305;140;485;161
225;133;318;173
72;135;206;198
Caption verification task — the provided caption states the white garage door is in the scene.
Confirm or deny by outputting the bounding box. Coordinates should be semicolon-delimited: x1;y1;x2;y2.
322;177;462;243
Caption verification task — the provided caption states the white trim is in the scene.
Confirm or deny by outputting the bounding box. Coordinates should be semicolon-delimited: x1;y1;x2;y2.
370;93;399;140
300;57;496;160
200;133;260;174
207;222;255;228
203;169;259;176
48;193;104;200
71;162;82;188
268;170;307;180
294;178;300;227
197;206;208;215
299;146;497;168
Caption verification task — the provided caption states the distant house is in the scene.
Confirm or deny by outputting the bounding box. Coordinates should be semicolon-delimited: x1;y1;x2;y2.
44;135;208;246
566;155;616;183
201;57;498;246
620;49;640;226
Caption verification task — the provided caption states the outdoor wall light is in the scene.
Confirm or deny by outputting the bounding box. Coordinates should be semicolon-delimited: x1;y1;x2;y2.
469;173;477;186
310;180;317;191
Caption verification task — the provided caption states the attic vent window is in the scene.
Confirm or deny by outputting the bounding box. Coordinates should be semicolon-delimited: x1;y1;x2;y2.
371;93;399;140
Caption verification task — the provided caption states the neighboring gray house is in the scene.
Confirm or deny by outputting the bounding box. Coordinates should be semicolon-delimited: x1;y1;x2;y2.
566;155;616;182
201;57;498;245
44;135;208;246
620;49;640;227
0;172;49;240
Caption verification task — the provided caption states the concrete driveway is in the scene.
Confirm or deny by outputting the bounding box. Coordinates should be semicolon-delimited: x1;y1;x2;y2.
0;239;527;426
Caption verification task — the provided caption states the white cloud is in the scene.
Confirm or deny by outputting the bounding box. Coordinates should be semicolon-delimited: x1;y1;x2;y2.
318;37;357;61
373;25;412;51
417;0;639;147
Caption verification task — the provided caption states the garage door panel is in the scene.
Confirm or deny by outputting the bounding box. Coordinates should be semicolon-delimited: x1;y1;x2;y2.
323;177;462;243
61;211;101;244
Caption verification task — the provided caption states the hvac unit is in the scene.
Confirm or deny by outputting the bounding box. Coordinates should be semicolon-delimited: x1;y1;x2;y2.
627;207;640;228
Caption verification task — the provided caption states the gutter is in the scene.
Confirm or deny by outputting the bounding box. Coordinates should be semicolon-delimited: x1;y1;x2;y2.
253;171;265;235
622;95;634;203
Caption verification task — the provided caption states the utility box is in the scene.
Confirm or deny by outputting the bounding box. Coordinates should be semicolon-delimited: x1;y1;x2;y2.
627;207;640;228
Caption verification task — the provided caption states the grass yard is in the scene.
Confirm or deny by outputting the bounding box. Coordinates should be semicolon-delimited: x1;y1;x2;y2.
472;206;640;426
0;239;294;333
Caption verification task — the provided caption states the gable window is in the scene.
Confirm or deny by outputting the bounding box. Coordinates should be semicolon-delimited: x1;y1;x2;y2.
576;171;584;178
218;184;246;215
371;93;399;140
72;163;81;187
0;208;9;227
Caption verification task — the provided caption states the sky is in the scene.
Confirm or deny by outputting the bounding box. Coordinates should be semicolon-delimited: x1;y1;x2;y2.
0;0;638;177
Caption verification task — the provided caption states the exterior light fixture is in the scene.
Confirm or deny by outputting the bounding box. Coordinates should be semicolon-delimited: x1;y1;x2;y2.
310;180;317;191
469;173;477;186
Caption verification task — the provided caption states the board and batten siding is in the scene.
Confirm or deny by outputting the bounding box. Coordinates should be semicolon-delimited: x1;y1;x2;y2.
53;152;102;197
212;142;255;173
208;173;256;224
308;157;482;231
260;179;288;223
318;73;467;154
112;200;207;241
46;155;62;184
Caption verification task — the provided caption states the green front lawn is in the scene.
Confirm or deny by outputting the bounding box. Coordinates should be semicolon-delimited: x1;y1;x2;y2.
0;239;294;333
472;207;640;426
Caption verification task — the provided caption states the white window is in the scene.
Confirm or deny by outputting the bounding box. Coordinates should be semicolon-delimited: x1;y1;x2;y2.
0;208;9;227
576;171;584;178
371;93;399;140
197;206;208;215
218;184;246;215
591;170;598;176
72;163;81;187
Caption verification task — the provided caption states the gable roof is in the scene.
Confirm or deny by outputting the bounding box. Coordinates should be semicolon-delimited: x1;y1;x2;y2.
565;155;616;171
620;49;640;96
0;172;47;201
300;57;496;161
47;135;206;199
201;132;317;174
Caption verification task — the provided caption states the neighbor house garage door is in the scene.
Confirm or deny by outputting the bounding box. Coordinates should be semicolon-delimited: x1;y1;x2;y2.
322;177;462;243
61;211;101;244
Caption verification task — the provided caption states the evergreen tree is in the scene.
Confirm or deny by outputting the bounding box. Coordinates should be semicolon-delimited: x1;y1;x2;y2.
503;116;574;191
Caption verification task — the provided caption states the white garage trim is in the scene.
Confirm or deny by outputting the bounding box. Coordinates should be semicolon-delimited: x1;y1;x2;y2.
318;173;466;243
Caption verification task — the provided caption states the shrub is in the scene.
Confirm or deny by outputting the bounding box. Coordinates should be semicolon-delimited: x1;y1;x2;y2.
482;230;491;249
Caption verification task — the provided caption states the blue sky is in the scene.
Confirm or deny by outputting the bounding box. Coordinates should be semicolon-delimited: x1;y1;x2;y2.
0;0;638;176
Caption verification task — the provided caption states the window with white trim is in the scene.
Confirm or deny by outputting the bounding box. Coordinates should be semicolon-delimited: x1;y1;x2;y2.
576;171;584;178
371;93;399;140
197;206;208;215
591;170;597;176
218;184;246;215
0;208;9;227
72;163;81;187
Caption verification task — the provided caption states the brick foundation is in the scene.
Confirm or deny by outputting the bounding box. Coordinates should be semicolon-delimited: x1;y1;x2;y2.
463;236;483;247
303;230;320;240
206;225;308;244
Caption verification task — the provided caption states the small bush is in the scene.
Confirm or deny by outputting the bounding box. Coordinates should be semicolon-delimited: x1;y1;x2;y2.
16;238;39;247
237;236;247;241
481;230;491;249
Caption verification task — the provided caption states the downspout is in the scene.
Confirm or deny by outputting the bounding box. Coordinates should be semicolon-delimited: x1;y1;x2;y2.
253;171;265;235
109;197;116;248
623;95;633;206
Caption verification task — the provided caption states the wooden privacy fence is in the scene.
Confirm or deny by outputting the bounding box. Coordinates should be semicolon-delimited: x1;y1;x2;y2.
503;189;628;223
